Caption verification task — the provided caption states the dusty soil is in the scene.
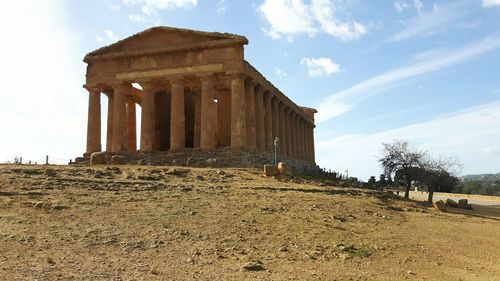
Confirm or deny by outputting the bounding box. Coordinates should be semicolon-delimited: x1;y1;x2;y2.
0;164;499;280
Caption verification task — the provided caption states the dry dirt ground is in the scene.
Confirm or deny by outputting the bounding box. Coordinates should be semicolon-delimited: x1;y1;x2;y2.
0;164;499;281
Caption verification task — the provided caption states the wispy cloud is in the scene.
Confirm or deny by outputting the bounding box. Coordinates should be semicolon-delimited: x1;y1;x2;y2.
391;1;468;42
258;0;367;41
301;57;341;77
216;0;227;15
316;101;500;180
122;0;197;16
275;68;287;78
482;0;500;7
105;29;119;42
393;1;409;13
315;37;500;123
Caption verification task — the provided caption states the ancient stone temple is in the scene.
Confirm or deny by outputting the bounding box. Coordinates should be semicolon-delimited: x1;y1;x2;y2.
80;26;317;170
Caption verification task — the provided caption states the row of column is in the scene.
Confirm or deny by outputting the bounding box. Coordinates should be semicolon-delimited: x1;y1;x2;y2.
85;73;315;163
230;74;316;163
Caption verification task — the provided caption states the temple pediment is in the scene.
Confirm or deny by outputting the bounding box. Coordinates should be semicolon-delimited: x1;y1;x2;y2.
84;26;248;62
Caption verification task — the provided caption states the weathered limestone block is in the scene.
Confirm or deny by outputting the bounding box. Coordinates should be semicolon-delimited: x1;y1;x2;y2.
264;165;278;176
90;152;109;165
433;200;446;212
111;155;127;165
458;199;472;209
277;162;293;176
445;199;458;208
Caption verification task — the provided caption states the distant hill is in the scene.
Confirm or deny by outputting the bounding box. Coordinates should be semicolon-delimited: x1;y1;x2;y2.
460;172;500;184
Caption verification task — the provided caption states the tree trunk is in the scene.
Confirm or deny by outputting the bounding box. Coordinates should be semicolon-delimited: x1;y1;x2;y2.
428;189;434;204
404;181;411;199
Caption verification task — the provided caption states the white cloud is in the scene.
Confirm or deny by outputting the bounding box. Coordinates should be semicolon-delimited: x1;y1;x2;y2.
482;0;500;7
413;0;424;13
316;101;500;180
301;57;341;77
0;0;86;163
315;37;500;123
258;0;367;41
129;14;147;21
216;0;227;15
105;29;119;42
275;68;287;77
394;1;409;12
96;35;104;42
391;1;467;41
122;0;197;16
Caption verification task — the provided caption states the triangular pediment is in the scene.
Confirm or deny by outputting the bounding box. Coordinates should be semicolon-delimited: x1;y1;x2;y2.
85;26;247;60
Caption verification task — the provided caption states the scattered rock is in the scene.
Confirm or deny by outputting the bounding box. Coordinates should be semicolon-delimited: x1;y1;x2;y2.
433;200;446;212
196;175;204;181
407;270;416;275
277;162;293;176
90;151;108;165
111;155;127;165
47;257;56;265
264;165;278;177
445;199;458;208
242;261;265;271
44;169;57;177
458;199;472;209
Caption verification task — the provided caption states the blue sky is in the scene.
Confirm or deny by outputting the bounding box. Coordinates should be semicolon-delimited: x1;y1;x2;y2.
0;0;499;179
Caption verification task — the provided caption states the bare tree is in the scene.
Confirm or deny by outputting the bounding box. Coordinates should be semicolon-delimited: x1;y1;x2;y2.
379;140;427;199
421;156;462;203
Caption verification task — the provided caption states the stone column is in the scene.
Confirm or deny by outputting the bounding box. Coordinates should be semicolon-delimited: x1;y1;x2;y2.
85;88;101;154
279;102;286;156
311;124;316;164
254;85;265;151
305;122;312;162
126;99;136;151
298;118;306;160
194;92;201;148
140;82;156;152
170;78;185;150
105;92;114;152
200;76;217;149
264;92;273;151
111;83;129;152
291;113;297;160
245;79;256;149
230;73;246;147
271;97;280;150
285;107;292;157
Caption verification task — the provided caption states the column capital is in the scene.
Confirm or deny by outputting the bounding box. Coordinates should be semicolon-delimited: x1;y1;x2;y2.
245;77;257;87
199;74;215;83
83;84;101;93
110;82;131;92
170;76;187;85
229;72;246;80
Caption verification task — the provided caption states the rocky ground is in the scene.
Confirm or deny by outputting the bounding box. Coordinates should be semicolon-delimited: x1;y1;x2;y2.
0;164;499;280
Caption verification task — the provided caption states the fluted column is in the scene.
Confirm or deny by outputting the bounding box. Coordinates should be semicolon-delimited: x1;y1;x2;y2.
285;107;292;157
299;119;305;161
306;122;312;162
105;92;114;152
170;78;185;150
85;88;101;154
200;76;217;149
264;92;273;151
279;102;286;156
254;85;265;151
311;124;316;164
126;99;136;151
230;73;246;147
245;79;256;149
271;97;280;151
140;82;156;152
111;83;129;152
291;114;298;160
